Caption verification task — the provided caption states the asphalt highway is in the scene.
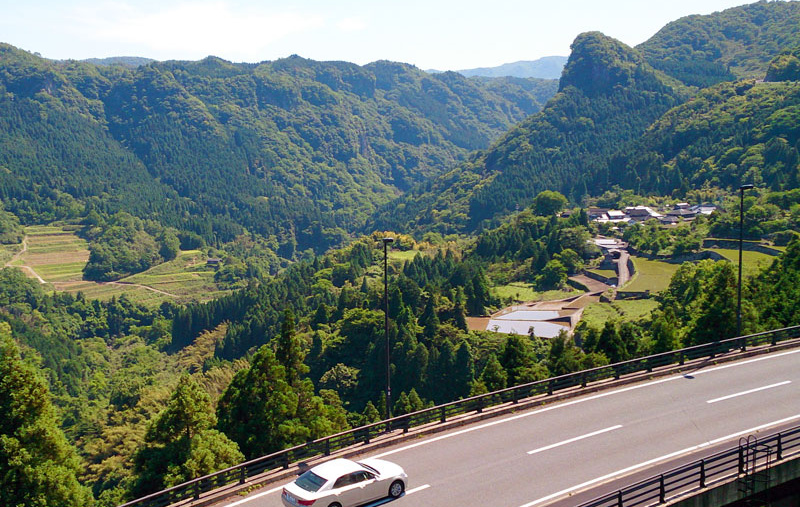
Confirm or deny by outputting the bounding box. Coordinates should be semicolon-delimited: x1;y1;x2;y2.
226;348;800;507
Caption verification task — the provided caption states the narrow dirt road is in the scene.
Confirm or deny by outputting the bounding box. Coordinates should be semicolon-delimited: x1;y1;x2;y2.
98;281;178;298
5;236;47;284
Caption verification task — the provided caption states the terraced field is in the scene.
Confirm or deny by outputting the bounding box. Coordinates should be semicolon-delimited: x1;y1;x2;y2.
624;256;682;293
20;225;89;285
707;248;777;277
6;225;228;306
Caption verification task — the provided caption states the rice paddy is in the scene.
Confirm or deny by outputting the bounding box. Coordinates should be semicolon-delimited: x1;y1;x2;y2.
5;225;228;307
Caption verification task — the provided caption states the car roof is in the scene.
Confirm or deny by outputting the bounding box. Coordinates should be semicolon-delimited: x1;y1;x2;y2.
308;459;364;481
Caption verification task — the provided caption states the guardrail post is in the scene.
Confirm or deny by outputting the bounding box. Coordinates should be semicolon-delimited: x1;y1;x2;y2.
772;332;778;346
548;380;554;395
194;479;201;500
324;438;331;456
738;446;745;474
659;475;665;503
581;371;587;387
512;388;519;404
700;459;706;488
403;416;410;434
617;490;623;507
239;466;246;485
477;397;483;414
740;337;746;352
440;406;447;423
282;453;290;470
777;433;783;460
614;365;621;380
679;351;685;366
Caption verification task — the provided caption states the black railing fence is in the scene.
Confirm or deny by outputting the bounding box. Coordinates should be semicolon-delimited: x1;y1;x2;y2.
119;325;800;507
577;425;800;507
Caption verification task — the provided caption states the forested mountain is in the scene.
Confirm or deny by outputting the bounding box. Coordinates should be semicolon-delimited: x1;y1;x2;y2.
369;32;688;234
639;0;800;87
0;44;556;257
609;78;800;195
81;57;155;68
445;56;568;79
370;1;800;237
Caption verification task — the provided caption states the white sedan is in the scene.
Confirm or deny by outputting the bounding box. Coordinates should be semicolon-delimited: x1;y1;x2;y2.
281;458;407;507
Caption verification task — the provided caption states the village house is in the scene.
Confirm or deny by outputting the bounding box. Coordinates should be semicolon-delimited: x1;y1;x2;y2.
624;206;663;222
590;202;716;225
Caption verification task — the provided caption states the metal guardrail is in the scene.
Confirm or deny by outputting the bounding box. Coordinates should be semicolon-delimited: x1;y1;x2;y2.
119;325;800;507
576;425;800;507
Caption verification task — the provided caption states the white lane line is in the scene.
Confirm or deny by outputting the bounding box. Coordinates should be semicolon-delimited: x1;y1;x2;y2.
515;413;800;507
527;425;623;455
220;482;429;506
373;349;800;458
224;485;283;506
372;348;800;460
405;484;431;495
689;348;800;376
226;349;800;505
707;381;792;404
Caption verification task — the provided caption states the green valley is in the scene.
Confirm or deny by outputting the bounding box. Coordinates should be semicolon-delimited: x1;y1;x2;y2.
2;2;800;506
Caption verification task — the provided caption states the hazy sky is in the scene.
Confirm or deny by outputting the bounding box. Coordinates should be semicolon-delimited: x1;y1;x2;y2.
0;0;763;70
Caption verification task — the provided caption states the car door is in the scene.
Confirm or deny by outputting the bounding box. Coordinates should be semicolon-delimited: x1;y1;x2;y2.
332;473;363;506
332;471;381;506
355;470;383;502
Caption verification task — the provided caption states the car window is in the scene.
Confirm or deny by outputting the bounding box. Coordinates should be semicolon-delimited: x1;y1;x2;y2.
295;471;327;493
333;474;352;489
354;471;374;482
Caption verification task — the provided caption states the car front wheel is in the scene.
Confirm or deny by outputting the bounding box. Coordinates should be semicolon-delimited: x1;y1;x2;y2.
328;503;342;507
389;480;404;498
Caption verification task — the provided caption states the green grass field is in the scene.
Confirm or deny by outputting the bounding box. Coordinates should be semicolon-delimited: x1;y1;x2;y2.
587;268;617;279
388;249;421;263
493;282;581;303
580;299;659;327
624;257;682;293
614;299;659;320
580;302;621;328
707;248;777;277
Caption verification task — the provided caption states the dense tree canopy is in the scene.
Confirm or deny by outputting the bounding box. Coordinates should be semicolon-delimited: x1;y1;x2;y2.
0;322;94;507
2;3;800;505
0;43;555;258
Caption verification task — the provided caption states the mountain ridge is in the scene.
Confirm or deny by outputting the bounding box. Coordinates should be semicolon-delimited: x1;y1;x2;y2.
369;1;800;236
369;31;687;234
0;44;556;257
428;56;568;79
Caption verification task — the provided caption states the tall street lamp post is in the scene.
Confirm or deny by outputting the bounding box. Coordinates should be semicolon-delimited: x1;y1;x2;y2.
737;184;754;337
382;237;394;420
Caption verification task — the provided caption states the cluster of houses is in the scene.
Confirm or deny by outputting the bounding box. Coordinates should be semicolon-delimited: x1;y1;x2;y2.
587;203;717;226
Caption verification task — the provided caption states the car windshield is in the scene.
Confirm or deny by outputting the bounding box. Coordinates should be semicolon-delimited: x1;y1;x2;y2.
295;471;327;492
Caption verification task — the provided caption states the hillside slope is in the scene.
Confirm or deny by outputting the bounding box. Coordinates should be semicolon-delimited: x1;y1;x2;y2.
0;45;556;254
369;32;687;234
638;0;800;87
369;1;800;237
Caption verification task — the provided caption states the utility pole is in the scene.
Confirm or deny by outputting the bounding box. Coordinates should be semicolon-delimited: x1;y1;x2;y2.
382;237;394;420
